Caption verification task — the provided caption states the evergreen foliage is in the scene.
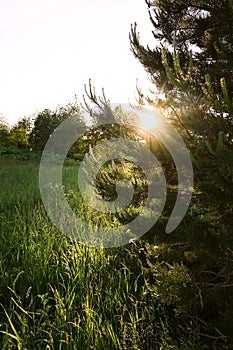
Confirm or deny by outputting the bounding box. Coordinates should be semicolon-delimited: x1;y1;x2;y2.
130;0;233;346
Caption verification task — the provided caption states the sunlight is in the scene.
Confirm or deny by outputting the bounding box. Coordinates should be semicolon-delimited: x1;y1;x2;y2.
139;109;163;131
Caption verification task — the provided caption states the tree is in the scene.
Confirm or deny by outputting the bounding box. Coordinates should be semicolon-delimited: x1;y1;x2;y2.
129;0;233;346
131;0;233;86
8;117;31;149
30;99;85;152
0;116;10;147
130;0;233;144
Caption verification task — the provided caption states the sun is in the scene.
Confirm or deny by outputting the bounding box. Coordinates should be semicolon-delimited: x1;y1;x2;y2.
139;108;163;131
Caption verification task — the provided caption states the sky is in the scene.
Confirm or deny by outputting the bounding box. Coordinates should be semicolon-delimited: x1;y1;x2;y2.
0;0;155;126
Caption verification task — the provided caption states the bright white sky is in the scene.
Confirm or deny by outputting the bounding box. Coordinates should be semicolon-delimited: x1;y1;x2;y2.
0;0;155;125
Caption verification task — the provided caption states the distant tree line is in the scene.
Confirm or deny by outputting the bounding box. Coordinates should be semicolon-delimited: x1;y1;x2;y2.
0;92;143;160
0;100;85;156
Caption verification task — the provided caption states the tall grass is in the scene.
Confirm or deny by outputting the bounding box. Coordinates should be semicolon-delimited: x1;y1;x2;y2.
0;154;201;349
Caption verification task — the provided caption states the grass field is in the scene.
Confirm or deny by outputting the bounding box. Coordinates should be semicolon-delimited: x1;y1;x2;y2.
0;154;201;349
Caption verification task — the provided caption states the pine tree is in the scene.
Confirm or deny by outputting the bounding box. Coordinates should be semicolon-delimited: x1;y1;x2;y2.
129;0;233;345
130;0;233;143
131;0;233;91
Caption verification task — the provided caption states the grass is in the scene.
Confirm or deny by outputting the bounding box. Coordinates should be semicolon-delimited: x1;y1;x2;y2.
0;153;203;349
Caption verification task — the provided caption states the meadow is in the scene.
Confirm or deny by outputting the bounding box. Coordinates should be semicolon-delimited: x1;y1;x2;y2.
0;152;202;350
